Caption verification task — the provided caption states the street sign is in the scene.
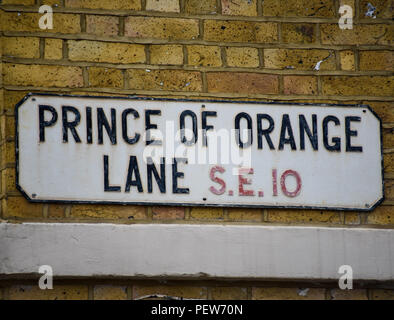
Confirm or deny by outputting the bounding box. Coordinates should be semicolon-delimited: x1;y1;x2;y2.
16;93;384;211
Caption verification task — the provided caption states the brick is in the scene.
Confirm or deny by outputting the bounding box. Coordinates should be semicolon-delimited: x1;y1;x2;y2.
86;15;119;36
221;0;257;16
187;45;222;67
366;101;394;123
263;0;335;17
152;206;185;220
2;37;40;59
359;0;392;19
252;287;325;300
264;49;336;71
3;64;83;88
44;39;63;60
371;289;394;300
322;76;393;96
211;287;247;300
339;50;355;71
9;285;88;300
283;76;318;95
71;204;147;220
94;285;128;300
68;40;145;64
226;47;259;68
282;23;315;44
385;179;394;200
367;205;393;225
125;17;199;40
1;168;17;193
320;24;392;45
88;67;123;88
359;51;394;71
204;20;278;43
190;207;224;220
3;196;43;218
386;153;394;173
1;0;35;4
127;69;202;92
268;209;341;224
344;212;363;225
2;12;81;34
227;208;262;222
48;204;66;218
150;45;184;65
65;0;141;10
0;141;15;165
133;285;207;300
185;0;218;14
383;128;394;149
3;91;30;114
146;0;180;12
330;289;368;300
1;115;15;139
207;72;279;95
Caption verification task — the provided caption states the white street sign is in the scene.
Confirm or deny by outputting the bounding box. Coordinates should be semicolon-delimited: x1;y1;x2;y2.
16;94;384;210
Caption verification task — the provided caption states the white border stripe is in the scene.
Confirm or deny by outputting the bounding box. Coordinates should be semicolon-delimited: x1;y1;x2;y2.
1;223;393;280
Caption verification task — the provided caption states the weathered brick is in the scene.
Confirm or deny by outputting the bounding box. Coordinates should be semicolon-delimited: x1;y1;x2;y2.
204;20;278;43
359;51;393;71
211;287;247;300
227;208;262;222
2;12;81;34
94;285;128;300
383;128;394;149
359;0;392;19
187;45;222;67
1;168;17;193
133;285;207;299
44;39;63;60
88;67;123;88
86;15;119;36
68;40;145;64
263;0;335;17
322;76;393;96
1;0;35;4
65;0;140;10
283;76;318;95
48;204;66;218
371;289;394;300
386;153;394;173
0;141;15;165
267;209;341;224
3;64;83;88
3;91;30;114
127;69;202;92
221;0;257;16
150;45;183;65
282;23;315;44
152;206;185;220
146;0;180;12
320;24;392;45
367;205;393;225
330;289;368;300
207;72;279;94
9;285;88;300
226;47;259;68
252;287;325;300
185;0;218;14
344;212;363;225
385;179;394;200
264;49;335;70
190;207;224;220
366;101;394;123
340;50;355;71
2;37;40;59
125;17;199;40
1;115;15;139
3;196;43;218
71;204;147;220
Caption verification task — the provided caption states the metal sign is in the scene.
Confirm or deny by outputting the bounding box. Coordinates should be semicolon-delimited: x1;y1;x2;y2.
16;93;384;211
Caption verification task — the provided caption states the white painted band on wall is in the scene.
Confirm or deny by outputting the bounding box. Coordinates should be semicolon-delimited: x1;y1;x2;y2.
0;222;393;280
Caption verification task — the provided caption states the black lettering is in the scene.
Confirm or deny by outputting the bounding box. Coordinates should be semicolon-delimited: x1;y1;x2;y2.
122;108;140;145
145;109;161;145
86;107;92;144
172;158;189;194
125;156;143;193
257;114;275;150
180;110;198;145
62;106;81;143
103;155;121;192
278;114;296;150
299;114;318;150
97;108;117;145
39;105;58;142
345;116;363;152
147;157;166;193
323;116;341;152
202;111;217;147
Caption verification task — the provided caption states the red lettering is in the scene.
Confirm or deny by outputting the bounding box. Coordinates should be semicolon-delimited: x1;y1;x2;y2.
238;167;254;196
209;166;226;195
280;169;302;197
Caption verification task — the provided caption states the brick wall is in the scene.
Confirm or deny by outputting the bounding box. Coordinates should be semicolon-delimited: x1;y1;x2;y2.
0;0;393;300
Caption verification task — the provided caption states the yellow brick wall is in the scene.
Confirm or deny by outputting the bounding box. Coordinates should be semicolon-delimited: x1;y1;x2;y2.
0;0;393;300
